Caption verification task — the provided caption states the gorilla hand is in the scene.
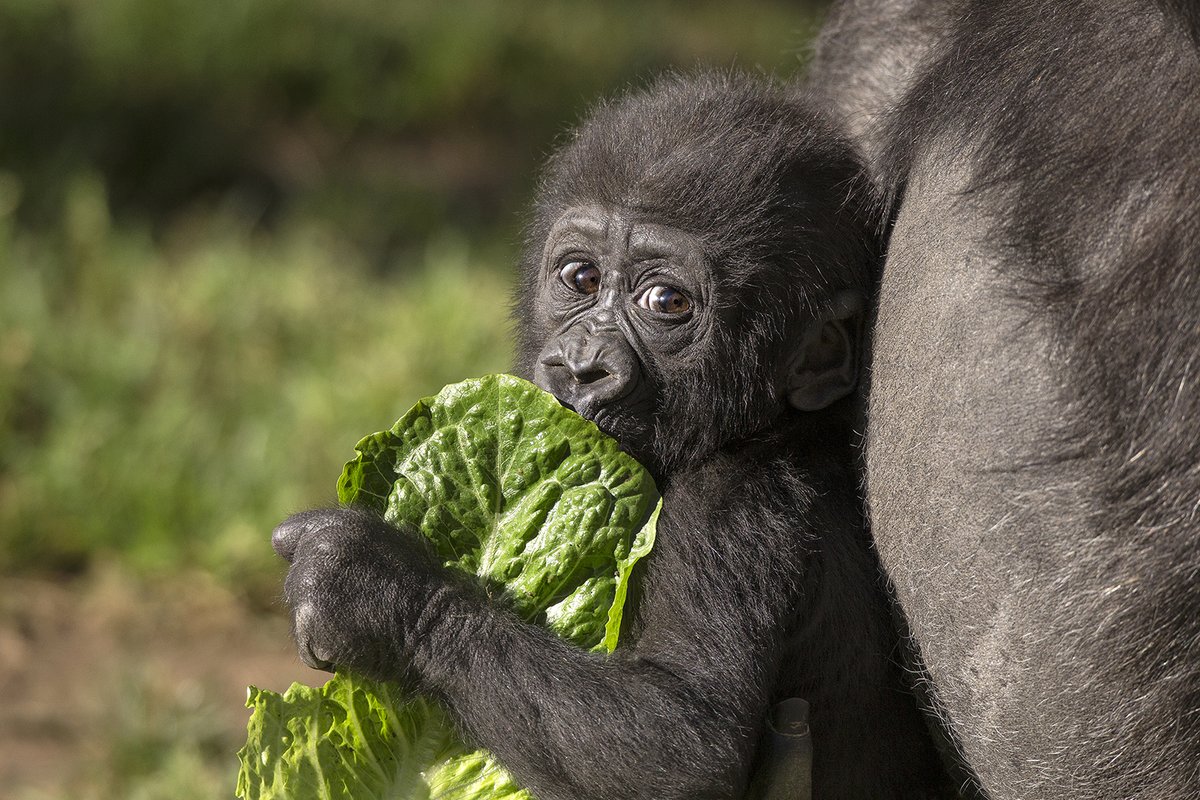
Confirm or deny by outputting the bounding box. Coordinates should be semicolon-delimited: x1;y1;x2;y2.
272;507;444;680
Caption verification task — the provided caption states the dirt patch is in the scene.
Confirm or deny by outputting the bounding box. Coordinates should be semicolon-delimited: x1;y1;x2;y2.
0;565;327;799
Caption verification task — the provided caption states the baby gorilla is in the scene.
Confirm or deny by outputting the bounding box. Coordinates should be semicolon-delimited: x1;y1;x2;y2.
273;73;944;799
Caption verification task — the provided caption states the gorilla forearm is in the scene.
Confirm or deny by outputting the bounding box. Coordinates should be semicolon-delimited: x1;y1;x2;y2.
412;594;756;800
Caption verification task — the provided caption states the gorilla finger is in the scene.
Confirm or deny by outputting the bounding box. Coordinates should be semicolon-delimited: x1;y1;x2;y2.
293;604;335;672
299;638;336;673
272;508;339;562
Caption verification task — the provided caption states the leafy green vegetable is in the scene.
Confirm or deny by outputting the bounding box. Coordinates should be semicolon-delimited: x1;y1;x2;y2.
237;375;660;800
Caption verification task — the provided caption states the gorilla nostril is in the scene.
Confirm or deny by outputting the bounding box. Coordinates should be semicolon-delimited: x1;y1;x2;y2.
573;366;612;385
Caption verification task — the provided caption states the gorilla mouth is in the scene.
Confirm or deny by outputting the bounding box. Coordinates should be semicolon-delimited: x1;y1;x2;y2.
577;398;656;459
546;379;649;434
587;405;614;433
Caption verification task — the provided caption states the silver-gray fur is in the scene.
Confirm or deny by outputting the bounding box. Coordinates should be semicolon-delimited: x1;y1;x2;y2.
809;1;1200;797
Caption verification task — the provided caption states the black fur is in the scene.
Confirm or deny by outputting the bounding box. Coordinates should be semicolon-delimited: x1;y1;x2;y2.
274;72;947;799
810;1;1200;797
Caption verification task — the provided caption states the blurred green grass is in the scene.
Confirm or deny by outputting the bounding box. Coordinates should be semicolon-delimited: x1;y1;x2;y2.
0;174;513;589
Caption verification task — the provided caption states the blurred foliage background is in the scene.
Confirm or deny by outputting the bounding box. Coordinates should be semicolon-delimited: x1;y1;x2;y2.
0;0;827;796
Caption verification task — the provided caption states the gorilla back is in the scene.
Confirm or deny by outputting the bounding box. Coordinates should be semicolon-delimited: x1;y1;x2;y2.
810;2;1200;798
272;72;946;800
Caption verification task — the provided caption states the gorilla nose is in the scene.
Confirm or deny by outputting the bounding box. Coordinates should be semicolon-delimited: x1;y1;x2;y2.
535;328;639;414
549;343;631;397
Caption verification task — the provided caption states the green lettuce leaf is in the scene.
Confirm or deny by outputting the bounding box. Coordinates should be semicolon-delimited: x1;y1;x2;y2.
237;375;660;800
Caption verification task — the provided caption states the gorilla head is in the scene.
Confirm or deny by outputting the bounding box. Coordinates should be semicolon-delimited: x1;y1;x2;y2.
515;73;877;476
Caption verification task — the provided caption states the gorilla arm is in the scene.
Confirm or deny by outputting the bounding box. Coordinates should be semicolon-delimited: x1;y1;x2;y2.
272;450;816;800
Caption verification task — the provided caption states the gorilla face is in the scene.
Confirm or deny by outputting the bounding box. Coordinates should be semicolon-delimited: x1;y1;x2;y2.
527;201;863;479
531;204;716;466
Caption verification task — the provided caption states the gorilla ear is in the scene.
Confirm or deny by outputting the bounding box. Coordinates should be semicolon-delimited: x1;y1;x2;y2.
785;290;862;412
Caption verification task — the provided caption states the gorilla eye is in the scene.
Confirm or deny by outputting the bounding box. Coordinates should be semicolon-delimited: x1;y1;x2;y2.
638;285;692;315
560;260;601;294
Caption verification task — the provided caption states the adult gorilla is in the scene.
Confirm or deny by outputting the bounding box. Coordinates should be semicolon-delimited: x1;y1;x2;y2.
808;1;1200;797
